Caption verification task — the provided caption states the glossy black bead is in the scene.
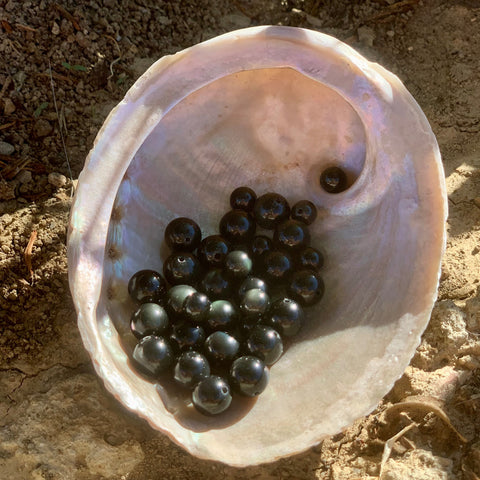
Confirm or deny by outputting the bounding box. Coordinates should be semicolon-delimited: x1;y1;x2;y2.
204;331;240;365
297;246;324;271
230;186;257;212
253;192;290;229
128;269;167;304
238;276;268;298
164;217;202;251
239;288;270;319
219;209;256;245
200;268;233;300
192;375;232;415
290;200;318;225
319;166;348;193
170;323;206;351
166;285;196;318
174;351;211;389
261;250;293;284
266;297;305;337
163;252;201;286
273;219;311;252
224;250;253;280
182;292;211;324
246;325;283;365
286;270;325;306
207;300;239;330
250;235;273;264
132;335;173;376
229;356;269;397
197;235;230;268
130;303;169;339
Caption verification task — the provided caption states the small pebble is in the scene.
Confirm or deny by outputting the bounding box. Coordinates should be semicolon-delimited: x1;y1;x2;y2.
0;141;15;156
16;170;32;184
48;172;67;188
34;119;53;138
3;98;16;114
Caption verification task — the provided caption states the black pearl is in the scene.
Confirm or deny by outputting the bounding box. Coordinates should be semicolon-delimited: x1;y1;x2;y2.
250;235;273;265
273;219;311;252
286;270;325;306
182;292;211;324
230;186;257;212
229;356;269;397
170;323;206;351
200;268;233;300
238;276;268;298
246;325;283;365
207;300;239;330
130;303;169;339
166;285;196;318
128;269;167;304
174;351;211;389
266;297;305;337
224;250;253;280
163;252;201;286
239;288;270;320
290;200;318;225
164;217;202;251
192;375;232;415
204;331;240;365
253;192;290;229
297;246;324;271
261;250;293;284
219;209;256;246
197;235;230;268
319;166;348;193
132;335;173;376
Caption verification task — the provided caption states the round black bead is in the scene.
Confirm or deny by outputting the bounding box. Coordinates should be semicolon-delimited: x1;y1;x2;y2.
170;323;206;351
192;375;232;415
229;356;269;397
253;192;290;229
182;292;211;324
273;219;311;252
319;166;348;193
261;250;293;284
297;246;324;271
200;268;233;300
164;217;202;251
238;276;268;298
266;297;305;337
132;335;173;376
230;186;257;212
250;235;273;264
207;300;239;330
246;325;283;365
219;209;256;245
130;303;169;339
166;285;196;318
286;270;325;306
239;288;270;319
290;200;318;225
163;252;201;286
205;331;240;365
174;351;210;389
224;250;253;280
196;235;230;268
128;269;167;304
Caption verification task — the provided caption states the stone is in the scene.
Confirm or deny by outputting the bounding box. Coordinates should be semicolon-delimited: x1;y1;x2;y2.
48;172;67;188
33;119;53;138
0;141;15;155
16;170;32;184
3;98;16;114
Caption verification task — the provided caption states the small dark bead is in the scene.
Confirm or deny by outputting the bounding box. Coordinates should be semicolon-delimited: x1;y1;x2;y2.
166;285;196;318
253;192;290;229
130;303;169;339
266;297;305;337
250;235;273;264
192;375;232;415
163;252;201;286
261;250;293;284
229;356;269;397
164;217;202;251
230;186;257;212
128;270;167;304
200;268;233;300
207;300;239;330
273;219;311;251
132;335;173;376
174;351;211;389
170;323;206;351
319;167;348;193
290;200;318;225
297;246;324;271
246;325;283;365
205;331;240;365
239;288;270;319
197;235;230;268
238;276;268;298
224;250;253;280
219;210;256;245
182;292;211;324
286;270;325;306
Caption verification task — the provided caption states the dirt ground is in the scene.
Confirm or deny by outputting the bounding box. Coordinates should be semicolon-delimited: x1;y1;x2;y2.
0;0;479;479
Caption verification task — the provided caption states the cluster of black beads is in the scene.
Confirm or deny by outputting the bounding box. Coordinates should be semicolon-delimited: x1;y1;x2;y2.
127;186;325;416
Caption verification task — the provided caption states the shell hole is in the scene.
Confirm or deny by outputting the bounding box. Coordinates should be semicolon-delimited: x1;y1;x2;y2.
213;253;222;261
319;166;349;194
222;387;228;394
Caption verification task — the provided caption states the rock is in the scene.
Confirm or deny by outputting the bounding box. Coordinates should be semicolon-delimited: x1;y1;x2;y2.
0;141;15;155
0;179;16;201
357;26;376;47
48;172;67;188
3;98;16;114
33;119;53;138
52;21;60;35
16;170;32;184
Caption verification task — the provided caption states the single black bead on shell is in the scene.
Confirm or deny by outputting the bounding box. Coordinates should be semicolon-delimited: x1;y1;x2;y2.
163;252;201;286
319;166;348;194
207;300;239;330
132;335;174;377
200;268;233;300
197;235;230;268
253;192;290;229
250;235;273;265
297;246;324;271
182;292;211;324
128;270;167;304
290;200;318;225
261;250;293;285
166;285;196;319
224;250;253;280
246;325;283;365
273;219;311;252
240;288;270;319
164;217;202;251
192;375;232;416
230;186;257;212
266;297;305;337
238;276;268;298
130;303;169;339
170;323;206;352
219;209;256;245
205;331;240;365
229;355;269;397
287;269;325;306
174;351;211;389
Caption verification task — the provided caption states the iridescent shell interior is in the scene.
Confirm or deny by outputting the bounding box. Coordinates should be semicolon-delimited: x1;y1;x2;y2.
67;26;447;466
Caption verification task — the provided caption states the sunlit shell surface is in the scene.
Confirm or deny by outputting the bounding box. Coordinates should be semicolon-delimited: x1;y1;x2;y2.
67;26;447;467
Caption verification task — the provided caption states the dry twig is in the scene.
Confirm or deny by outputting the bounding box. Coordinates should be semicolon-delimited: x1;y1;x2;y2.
24;230;37;283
